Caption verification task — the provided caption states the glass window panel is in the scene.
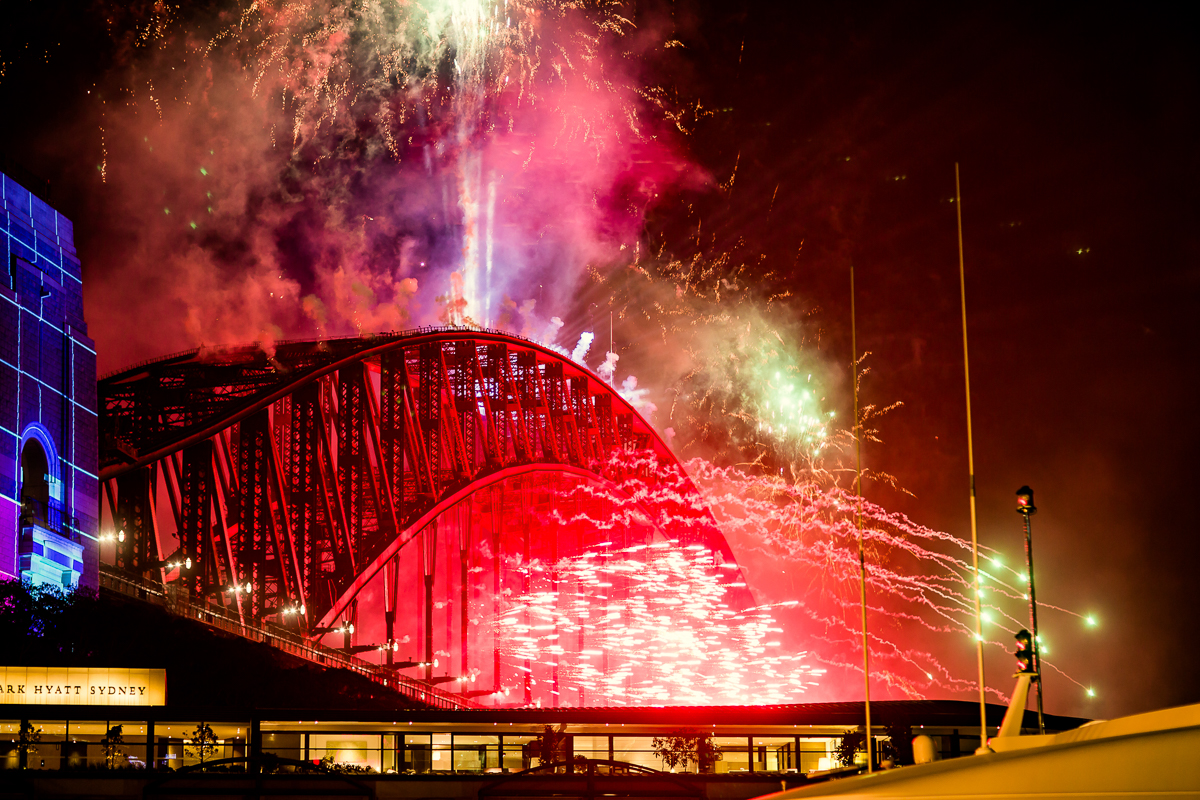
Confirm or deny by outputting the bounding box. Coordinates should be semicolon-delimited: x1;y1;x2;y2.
208;722;248;741
30;721;66;736
611;736;660;770
0;725;18;771
61;739;91;770
382;735;397;774
68;721;105;737
153;725;197;770
712;737;749;773
110;721;149;745
402;736;432;774
64;722;106;767
753;737;796;772
454;734;499;745
78;721;149;770
452;747;484;772
431;732;451;772
798;738;836;774
263;732;302;762
453;735;498;773
21;722;63;771
309;733;381;772
572;735;610;758
502;734;536;772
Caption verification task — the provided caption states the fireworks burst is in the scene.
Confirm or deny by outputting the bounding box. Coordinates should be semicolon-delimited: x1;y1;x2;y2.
479;451;1088;706
499;539;824;705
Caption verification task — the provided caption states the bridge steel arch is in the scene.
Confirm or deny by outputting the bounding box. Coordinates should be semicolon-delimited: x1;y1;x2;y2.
98;327;747;703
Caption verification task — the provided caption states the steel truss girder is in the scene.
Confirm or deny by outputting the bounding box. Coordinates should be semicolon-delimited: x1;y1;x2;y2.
98;329;737;639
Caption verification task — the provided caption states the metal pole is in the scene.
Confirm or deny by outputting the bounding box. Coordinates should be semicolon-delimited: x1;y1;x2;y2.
851;264;874;772
955;163;990;748
1023;514;1046;734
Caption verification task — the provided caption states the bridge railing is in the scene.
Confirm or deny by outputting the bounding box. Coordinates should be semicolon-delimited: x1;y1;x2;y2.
99;566;475;710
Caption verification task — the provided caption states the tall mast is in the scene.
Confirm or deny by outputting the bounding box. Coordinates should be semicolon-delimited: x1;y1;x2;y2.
851;264;874;771
956;163;990;747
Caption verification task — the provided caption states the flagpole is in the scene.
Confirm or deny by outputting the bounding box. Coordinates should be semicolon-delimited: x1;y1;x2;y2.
851;264;874;772
955;163;990;749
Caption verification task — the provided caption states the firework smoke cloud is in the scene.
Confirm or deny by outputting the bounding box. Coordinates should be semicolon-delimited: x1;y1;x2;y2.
86;0;698;369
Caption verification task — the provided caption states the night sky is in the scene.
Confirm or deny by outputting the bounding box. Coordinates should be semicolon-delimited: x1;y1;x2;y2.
3;1;1197;721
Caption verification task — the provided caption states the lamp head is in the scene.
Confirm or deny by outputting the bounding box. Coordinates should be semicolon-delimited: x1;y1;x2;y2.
1016;486;1037;515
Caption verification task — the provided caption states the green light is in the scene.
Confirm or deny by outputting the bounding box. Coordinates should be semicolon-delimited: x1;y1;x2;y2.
1085;615;1098;627
980;611;991;623
1086;687;1096;698
990;556;1001;567
200;167;208;176
190;222;197;229
163;208;170;215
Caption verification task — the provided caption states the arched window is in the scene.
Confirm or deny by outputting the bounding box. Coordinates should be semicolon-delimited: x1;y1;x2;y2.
20;438;51;526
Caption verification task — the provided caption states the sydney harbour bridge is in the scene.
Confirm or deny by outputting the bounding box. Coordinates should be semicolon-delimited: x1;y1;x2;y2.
98;327;749;708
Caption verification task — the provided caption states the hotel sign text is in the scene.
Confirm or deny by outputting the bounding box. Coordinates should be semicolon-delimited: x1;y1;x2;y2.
0;667;166;706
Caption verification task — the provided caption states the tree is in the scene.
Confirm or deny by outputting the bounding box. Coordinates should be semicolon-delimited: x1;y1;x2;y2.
17;721;41;769
834;729;866;768
100;724;126;769
525;725;568;771
185;723;219;765
695;734;724;773
652;729;723;773
881;720;914;766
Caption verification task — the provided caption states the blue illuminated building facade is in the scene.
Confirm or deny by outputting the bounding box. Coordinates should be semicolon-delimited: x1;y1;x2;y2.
1;169;98;590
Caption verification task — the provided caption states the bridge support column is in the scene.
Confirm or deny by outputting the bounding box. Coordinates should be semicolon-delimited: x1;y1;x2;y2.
422;522;437;681
384;556;397;668
492;487;501;698
522;482;532;706
460;504;470;683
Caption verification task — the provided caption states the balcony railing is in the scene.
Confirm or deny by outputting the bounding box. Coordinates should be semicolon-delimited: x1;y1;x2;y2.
20;495;82;543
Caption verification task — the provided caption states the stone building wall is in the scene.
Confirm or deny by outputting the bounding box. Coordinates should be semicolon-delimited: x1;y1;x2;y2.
1;170;98;589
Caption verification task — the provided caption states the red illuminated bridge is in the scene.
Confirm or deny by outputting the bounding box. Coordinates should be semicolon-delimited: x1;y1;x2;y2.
98;328;749;706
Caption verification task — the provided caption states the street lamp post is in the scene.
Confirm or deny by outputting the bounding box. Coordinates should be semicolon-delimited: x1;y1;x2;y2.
1016;485;1045;735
